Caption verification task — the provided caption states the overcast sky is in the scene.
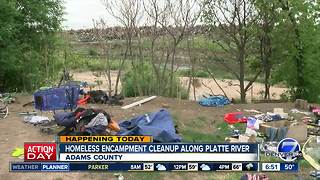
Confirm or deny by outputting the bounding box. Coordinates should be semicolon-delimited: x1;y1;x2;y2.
62;0;200;30
62;0;112;29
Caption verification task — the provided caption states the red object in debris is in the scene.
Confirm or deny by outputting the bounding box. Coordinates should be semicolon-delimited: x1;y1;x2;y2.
224;112;248;124
77;95;91;105
312;108;320;113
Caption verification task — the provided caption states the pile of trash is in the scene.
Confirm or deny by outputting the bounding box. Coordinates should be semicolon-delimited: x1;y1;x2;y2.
0;93;16;104
223;99;320;172
78;90;124;106
224;107;308;143
24;107;181;143
54;108;119;136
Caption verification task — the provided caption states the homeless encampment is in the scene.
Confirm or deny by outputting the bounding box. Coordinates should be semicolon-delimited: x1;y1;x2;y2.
117;109;182;143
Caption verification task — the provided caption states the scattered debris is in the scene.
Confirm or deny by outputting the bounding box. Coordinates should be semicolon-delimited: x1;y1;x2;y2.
114;173;124;180
19;111;37;116
241;173;269;180
11;147;24;157
121;96;157;109
259;120;308;141
161;103;170;108
24;116;50;125
244;109;261;114
295;99;309;110
290;108;312;116
39;121;61;135
86;90;108;104
261;142;278;153
0;100;8;119
55;108;115;136
273;108;288;119
230;129;240;138
0;93;16;104
310;170;320;178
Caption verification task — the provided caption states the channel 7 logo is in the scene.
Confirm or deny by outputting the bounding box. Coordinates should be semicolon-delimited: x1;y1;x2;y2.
277;138;302;162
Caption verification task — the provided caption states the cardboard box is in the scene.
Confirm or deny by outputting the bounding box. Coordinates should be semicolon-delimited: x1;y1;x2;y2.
259;120;307;142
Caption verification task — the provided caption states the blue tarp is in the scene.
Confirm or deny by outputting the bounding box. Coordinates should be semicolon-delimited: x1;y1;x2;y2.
198;95;230;107
117;109;182;143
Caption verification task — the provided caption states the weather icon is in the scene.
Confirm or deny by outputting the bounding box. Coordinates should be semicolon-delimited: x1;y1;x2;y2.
156;164;166;171
200;164;211;171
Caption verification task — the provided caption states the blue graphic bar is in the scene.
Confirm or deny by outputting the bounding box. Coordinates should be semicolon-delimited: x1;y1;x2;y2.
59;143;258;153
280;163;299;172
10;162;259;172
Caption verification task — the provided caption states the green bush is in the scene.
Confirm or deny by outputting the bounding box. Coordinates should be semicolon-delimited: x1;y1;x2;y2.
177;69;209;78
122;63;188;99
67;56;126;72
88;49;98;56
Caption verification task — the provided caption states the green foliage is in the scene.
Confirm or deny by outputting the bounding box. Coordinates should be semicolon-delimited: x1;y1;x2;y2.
88;49;98;56
65;54;126;72
0;0;64;92
122;63;188;99
271;0;320;102
177;69;210;78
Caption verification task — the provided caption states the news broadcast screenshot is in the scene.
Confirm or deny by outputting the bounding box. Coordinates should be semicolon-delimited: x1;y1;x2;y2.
1;0;320;179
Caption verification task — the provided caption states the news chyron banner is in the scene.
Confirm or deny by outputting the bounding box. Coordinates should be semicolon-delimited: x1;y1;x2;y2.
10;136;260;172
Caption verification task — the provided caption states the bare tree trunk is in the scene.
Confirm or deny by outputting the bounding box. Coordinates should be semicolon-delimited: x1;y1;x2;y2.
169;44;177;97
264;62;271;99
192;76;197;101
239;51;247;103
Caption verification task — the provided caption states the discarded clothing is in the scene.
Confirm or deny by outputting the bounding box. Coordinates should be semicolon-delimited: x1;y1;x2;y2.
199;95;230;107
87;90;109;104
55;108;112;136
249;119;264;130
117;109;182;143
247;117;257;129
85;125;107;135
224;112;248;124
266;112;282;121
245;128;257;137
24;116;49;125
54;112;76;128
85;113;108;128
255;113;282;122
108;119;121;132
77;95;91;105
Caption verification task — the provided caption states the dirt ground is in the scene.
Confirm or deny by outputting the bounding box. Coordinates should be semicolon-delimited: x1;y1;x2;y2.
72;71;287;101
1;94;316;180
